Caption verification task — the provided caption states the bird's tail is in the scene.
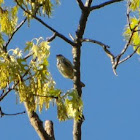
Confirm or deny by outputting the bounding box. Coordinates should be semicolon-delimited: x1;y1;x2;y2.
80;81;85;87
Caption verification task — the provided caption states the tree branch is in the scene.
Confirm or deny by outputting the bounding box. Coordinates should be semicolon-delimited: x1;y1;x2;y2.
82;38;110;48
0;87;13;102
113;19;140;71
47;33;57;42
118;46;140;65
0;107;25;117
126;2;132;31
3;18;27;51
85;0;93;7
45;120;55;140
73;120;83;140
15;0;76;46
82;38;116;75
90;0;123;11
24;103;54;140
72;1;93;140
76;0;85;10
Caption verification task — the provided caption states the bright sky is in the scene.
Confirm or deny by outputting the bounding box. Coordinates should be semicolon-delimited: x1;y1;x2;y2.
1;0;140;140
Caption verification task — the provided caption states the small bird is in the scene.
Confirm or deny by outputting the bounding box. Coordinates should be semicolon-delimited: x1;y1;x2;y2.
56;54;85;87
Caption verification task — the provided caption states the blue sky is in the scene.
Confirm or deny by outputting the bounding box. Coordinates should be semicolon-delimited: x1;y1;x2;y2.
1;0;140;140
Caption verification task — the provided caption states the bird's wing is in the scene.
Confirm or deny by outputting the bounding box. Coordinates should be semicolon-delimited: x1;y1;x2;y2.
63;59;74;69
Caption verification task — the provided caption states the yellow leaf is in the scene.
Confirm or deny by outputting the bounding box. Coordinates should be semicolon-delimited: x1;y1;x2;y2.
130;0;140;11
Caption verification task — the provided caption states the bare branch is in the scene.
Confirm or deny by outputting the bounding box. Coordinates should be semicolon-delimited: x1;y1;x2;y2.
15;0;76;46
72;1;93;140
113;19;140;71
69;33;75;41
118;46;140;65
0;87;14;102
4;111;26;116
0;90;5;97
0;107;25;117
82;38;115;70
3;18;27;51
107;3;140;75
47;33;57;42
73;120;83;140
45;120;55;140
90;0;123;11
24;103;53;140
81;39;119;75
76;0;85;10
126;2;132;31
82;38;110;48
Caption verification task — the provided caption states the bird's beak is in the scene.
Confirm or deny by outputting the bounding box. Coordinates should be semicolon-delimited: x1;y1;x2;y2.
56;55;59;58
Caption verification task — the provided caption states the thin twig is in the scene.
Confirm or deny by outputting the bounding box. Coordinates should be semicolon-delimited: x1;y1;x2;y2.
15;0;76;46
0;107;25;117
82;38;110;48
33;94;58;99
82;38;118;75
4;18;27;51
69;33;75;41
114;19;140;70
82;38;115;63
90;0;123;11
0;87;14;102
24;53;33;60
118;46;140;64
0;89;5;97
126;2;132;31
2;111;26;117
47;33;57;42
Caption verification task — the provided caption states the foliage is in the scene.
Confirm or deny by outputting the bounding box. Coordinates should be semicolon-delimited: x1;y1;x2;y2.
123;0;140;54
17;0;60;17
0;0;83;122
0;37;57;111
57;90;83;121
65;90;83;121
0;35;83;120
0;5;18;36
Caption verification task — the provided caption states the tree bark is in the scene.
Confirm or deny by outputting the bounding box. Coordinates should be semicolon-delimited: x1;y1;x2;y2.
72;1;93;140
24;103;54;140
73;119;83;140
45;120;55;140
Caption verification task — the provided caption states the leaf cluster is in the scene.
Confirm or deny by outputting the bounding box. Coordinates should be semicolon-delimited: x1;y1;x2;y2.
57;90;83;121
0;38;59;112
16;0;59;18
124;0;140;54
0;0;83;122
0;36;83;121
0;4;18;36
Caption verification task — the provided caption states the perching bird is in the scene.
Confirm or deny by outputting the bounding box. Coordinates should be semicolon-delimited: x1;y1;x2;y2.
56;54;85;87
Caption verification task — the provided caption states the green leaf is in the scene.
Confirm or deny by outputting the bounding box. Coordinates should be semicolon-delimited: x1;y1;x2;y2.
25;41;33;52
